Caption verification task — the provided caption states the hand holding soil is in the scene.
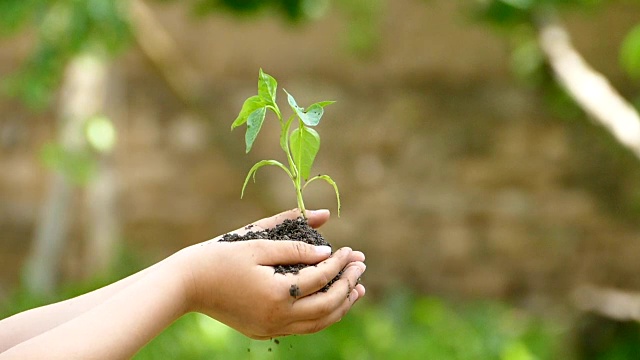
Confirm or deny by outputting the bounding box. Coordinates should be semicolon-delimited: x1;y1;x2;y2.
0;209;365;358
175;209;366;340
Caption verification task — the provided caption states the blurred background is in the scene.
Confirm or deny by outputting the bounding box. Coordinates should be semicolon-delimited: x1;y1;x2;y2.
2;0;640;358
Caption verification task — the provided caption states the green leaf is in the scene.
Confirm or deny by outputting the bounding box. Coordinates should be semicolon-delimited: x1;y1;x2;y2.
285;90;333;126
310;101;336;108
621;24;640;79
258;69;278;105
303;174;341;217
245;107;267;153
231;95;264;130
241;160;292;198
290;126;320;181
302;104;324;126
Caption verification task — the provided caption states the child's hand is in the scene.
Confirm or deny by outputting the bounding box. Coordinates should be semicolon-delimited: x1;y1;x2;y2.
174;209;366;339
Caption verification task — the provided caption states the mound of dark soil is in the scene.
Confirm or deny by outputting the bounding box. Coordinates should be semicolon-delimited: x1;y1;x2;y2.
219;217;340;293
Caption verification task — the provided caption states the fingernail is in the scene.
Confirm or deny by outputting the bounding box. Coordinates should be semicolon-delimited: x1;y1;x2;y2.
315;245;332;255
308;209;330;216
349;289;359;302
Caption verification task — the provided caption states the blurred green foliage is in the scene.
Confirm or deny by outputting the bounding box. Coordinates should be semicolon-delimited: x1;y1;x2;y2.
337;0;383;56
8;267;640;359
0;0;329;110
135;291;562;360
0;264;563;359
472;0;605;27
40;142;97;184
0;0;130;109
470;0;640;119
575;314;640;360
621;24;640;79
189;0;329;20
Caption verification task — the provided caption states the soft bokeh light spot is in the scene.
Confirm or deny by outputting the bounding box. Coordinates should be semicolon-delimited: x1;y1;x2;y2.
85;115;117;153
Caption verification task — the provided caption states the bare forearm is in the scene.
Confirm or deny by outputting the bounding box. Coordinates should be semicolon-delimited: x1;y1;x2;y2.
0;260;162;353
0;257;187;359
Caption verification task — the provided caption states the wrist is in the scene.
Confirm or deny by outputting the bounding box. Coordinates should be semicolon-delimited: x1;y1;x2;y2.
160;251;197;316
168;247;208;314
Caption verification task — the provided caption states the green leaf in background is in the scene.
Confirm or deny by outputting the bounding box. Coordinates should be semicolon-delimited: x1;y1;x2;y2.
621;24;640;79
290;126;320;180
244;107;267;153
1;0;130;109
285;90;333;126
231;95;264;130
258;68;277;105
0;0;40;35
40;142;96;184
510;38;544;81
499;0;534;10
240;159;291;198
501;341;536;360
474;0;530;27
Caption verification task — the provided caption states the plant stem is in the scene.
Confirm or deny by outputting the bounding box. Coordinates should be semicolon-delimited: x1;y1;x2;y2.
279;114;306;219
295;176;306;218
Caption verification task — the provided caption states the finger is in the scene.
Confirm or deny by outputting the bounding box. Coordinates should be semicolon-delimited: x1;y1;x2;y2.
252;208;330;230
287;247;355;297
213;209;331;241
250;240;332;266
304;209;330;229
291;261;365;319
252;209;303;230
217;209;304;240
349;250;365;263
285;287;361;335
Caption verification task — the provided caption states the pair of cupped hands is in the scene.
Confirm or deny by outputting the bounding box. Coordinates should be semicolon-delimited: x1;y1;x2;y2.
174;209;366;339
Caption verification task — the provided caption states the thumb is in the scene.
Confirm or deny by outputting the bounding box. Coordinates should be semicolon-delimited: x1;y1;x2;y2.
252;240;333;266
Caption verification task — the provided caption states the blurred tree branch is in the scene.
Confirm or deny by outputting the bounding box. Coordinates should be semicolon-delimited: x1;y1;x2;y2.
26;53;111;295
535;12;640;159
574;285;640;322
129;0;204;108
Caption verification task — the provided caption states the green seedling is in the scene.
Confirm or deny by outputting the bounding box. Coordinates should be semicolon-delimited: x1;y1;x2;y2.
231;69;341;218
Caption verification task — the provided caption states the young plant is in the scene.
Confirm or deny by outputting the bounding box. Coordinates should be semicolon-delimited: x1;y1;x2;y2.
231;69;341;218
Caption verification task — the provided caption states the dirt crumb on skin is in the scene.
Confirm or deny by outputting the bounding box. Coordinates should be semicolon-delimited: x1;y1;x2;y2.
220;217;340;292
289;284;301;297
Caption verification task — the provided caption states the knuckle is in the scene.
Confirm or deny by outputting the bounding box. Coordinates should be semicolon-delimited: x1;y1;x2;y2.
267;286;287;303
293;241;309;258
316;272;331;289
316;298;334;316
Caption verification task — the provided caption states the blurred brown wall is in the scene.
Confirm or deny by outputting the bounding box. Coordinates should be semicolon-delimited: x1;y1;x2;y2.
2;0;640;309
